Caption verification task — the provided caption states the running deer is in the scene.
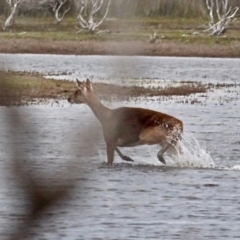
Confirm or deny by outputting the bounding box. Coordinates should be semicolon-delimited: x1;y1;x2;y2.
68;79;183;165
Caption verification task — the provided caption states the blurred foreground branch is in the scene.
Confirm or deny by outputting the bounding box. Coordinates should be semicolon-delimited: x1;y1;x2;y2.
0;71;100;239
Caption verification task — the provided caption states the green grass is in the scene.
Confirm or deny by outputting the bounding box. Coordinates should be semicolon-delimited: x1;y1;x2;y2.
0;71;74;100
0;71;209;106
1;15;240;45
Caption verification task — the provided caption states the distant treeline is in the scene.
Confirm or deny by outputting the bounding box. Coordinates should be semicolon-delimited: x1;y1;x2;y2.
1;0;240;18
124;0;240;17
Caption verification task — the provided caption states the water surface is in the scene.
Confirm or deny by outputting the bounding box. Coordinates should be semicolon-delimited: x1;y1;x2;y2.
0;54;240;239
1;53;240;83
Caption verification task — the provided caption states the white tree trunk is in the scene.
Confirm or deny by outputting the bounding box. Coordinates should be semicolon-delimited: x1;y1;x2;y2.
77;0;111;33
51;0;72;23
3;0;22;30
205;0;239;36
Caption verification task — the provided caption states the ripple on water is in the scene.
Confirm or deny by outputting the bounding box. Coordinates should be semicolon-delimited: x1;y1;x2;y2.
0;55;240;239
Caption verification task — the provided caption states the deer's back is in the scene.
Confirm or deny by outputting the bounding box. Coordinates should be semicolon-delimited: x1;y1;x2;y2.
112;107;183;132
109;107;183;136
102;107;183;146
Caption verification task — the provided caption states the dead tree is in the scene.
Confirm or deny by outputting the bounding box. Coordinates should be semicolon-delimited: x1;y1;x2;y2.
205;0;239;36
3;0;22;30
149;31;157;43
50;0;72;23
149;25;161;43
77;0;111;33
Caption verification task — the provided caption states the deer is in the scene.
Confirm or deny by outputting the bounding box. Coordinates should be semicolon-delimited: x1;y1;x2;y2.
68;79;183;165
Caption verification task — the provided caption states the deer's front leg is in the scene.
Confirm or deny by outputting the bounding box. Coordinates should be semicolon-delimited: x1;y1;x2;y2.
115;147;134;162
106;144;115;165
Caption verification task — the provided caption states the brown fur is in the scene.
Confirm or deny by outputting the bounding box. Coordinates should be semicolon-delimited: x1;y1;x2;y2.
68;79;183;165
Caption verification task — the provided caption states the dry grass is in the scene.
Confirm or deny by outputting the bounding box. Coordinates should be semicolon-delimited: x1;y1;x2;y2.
0;38;240;57
0;15;240;57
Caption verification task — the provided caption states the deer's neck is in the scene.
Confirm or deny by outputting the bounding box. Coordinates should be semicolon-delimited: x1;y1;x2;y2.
85;93;111;123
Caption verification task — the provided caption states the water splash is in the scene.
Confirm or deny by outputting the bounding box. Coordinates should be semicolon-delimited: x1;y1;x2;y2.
230;165;240;171
170;133;215;168
98;133;215;169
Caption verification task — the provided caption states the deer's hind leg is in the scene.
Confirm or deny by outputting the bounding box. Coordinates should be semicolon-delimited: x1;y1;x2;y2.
167;141;183;157
157;128;182;164
138;127;170;164
157;143;170;164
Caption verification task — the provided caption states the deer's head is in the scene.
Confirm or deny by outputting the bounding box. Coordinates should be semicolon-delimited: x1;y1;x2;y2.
68;78;93;104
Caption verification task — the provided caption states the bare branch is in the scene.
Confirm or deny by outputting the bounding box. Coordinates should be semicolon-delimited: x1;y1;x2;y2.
77;3;88;29
205;0;215;30
91;0;103;15
53;0;72;23
77;0;111;33
94;0;111;29
204;0;239;36
149;31;158;43
3;0;22;30
216;0;221;20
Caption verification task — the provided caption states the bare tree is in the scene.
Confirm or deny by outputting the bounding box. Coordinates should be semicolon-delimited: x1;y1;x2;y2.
205;0;239;36
149;24;161;43
50;0;72;23
77;0;111;33
3;0;22;30
149;30;158;43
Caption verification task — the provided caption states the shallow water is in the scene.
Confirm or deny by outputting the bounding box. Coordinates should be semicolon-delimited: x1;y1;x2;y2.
1;53;240;83
0;55;240;239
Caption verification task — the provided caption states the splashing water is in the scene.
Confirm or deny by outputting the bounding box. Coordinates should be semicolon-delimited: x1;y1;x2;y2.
98;132;215;169
170;133;215;169
230;165;240;171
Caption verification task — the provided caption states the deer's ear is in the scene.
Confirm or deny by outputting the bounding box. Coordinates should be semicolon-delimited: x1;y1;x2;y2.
76;78;82;89
86;78;90;85
86;78;93;91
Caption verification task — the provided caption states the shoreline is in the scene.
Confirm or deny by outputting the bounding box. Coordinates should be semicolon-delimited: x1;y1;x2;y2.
0;39;240;58
1;71;240;107
0;71;208;106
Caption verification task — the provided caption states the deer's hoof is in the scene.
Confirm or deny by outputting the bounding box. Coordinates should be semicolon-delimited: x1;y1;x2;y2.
158;155;166;165
122;156;134;162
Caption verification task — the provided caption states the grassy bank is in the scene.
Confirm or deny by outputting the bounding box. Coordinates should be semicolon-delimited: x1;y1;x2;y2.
0;16;240;57
0;71;210;106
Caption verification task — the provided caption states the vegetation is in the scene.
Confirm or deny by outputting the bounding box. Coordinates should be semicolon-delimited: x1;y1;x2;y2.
1;0;240;18
0;0;240;56
0;15;240;57
0;71;73;105
0;71;209;106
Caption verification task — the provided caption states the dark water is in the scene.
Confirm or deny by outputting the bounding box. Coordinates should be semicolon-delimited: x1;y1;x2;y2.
0;54;240;239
